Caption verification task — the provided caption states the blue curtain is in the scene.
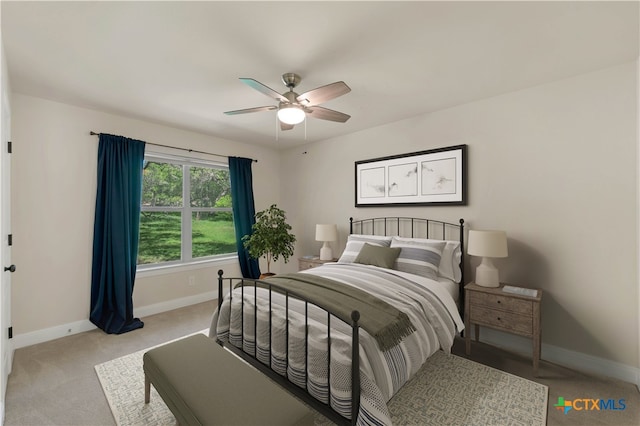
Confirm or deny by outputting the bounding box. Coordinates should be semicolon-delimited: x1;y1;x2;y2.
90;134;146;334
229;157;261;278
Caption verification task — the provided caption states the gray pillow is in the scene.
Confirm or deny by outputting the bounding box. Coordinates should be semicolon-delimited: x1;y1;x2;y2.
390;238;445;280
337;234;392;263
354;243;401;269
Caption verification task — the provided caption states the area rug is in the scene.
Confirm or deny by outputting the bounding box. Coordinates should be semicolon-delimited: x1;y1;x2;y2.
96;338;548;426
386;350;548;425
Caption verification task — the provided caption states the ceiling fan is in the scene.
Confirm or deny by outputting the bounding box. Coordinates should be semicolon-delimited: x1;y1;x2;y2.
224;73;351;131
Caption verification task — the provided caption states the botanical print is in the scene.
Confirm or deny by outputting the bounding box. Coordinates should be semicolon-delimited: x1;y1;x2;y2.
360;167;385;198
421;158;456;195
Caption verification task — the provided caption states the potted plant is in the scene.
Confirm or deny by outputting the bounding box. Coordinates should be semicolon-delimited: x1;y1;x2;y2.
242;204;296;277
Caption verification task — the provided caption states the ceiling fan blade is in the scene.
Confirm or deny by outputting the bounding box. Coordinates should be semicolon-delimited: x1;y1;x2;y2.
305;106;351;123
280;121;294;131
240;78;289;103
224;106;277;115
296;81;351;106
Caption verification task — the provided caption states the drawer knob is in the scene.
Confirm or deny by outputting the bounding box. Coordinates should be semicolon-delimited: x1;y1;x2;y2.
497;300;501;304
497;317;501;321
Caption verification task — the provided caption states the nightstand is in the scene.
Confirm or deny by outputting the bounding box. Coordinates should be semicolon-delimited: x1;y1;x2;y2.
298;257;337;271
464;282;542;375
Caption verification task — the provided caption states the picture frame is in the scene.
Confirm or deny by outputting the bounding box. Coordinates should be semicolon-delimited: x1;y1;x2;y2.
355;145;467;207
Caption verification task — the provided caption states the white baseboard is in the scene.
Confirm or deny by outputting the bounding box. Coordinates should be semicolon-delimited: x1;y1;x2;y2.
134;290;216;319
12;318;97;350
12;291;216;350
477;327;640;387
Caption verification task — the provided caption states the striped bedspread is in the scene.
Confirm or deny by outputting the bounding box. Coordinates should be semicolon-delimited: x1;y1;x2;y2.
211;263;464;426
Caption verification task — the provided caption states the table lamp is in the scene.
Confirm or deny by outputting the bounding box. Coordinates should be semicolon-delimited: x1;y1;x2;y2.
316;224;338;261
467;230;508;287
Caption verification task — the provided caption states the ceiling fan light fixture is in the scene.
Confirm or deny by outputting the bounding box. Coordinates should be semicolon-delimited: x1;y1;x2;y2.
277;104;305;125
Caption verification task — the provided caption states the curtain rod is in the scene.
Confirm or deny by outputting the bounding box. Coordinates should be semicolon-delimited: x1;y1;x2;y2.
89;131;257;163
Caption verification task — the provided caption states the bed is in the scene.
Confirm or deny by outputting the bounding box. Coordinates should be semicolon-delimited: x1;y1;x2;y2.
210;217;465;425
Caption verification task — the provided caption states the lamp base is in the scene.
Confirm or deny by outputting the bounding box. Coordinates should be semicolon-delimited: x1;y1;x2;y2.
475;257;500;287
319;243;333;261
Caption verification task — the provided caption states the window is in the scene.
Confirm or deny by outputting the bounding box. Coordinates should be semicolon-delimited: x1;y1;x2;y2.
138;153;236;267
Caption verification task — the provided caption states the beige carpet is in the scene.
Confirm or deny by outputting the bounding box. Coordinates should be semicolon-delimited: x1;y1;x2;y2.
96;336;547;426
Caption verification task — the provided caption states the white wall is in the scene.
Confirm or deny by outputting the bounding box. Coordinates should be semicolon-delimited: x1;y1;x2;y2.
281;62;639;380
10;94;281;343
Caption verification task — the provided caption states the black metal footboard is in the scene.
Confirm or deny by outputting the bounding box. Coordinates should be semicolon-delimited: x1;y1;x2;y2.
216;270;360;426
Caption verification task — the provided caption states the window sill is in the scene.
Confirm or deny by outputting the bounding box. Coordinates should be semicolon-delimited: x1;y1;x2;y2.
136;255;238;278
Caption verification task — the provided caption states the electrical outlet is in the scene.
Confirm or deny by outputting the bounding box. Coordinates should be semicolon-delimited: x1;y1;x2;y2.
188;276;196;286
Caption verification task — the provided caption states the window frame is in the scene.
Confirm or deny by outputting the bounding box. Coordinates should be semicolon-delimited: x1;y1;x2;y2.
137;152;237;273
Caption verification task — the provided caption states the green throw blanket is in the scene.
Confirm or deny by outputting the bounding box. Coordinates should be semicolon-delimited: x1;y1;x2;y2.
240;272;416;351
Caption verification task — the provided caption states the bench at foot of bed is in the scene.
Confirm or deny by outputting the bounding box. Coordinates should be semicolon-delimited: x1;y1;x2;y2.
143;333;313;426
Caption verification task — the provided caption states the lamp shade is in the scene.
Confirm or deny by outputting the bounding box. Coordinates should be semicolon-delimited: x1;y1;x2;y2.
315;224;338;242
316;224;337;261
468;230;508;287
467;230;508;258
277;105;305;125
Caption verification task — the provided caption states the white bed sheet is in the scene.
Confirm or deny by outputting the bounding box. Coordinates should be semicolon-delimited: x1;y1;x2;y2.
437;276;459;303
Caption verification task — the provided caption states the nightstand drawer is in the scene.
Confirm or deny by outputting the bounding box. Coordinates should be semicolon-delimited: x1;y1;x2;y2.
298;257;336;271
470;305;533;335
298;260;315;271
469;291;533;315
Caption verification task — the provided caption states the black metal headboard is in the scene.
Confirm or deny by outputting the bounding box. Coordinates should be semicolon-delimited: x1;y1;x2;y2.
349;217;465;311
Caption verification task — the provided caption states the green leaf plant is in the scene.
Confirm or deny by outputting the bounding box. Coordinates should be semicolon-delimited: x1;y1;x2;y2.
242;204;296;274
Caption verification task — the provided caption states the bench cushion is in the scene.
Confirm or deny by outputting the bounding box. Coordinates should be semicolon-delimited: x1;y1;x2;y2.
143;333;312;426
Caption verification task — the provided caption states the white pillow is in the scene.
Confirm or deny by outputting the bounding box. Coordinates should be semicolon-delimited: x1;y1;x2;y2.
391;236;461;282
337;234;392;264
390;238;445;280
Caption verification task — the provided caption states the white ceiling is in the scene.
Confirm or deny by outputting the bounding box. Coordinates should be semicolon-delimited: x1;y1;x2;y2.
2;1;638;149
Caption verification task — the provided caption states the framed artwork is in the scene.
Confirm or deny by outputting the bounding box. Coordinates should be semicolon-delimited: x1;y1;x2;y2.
355;145;467;207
